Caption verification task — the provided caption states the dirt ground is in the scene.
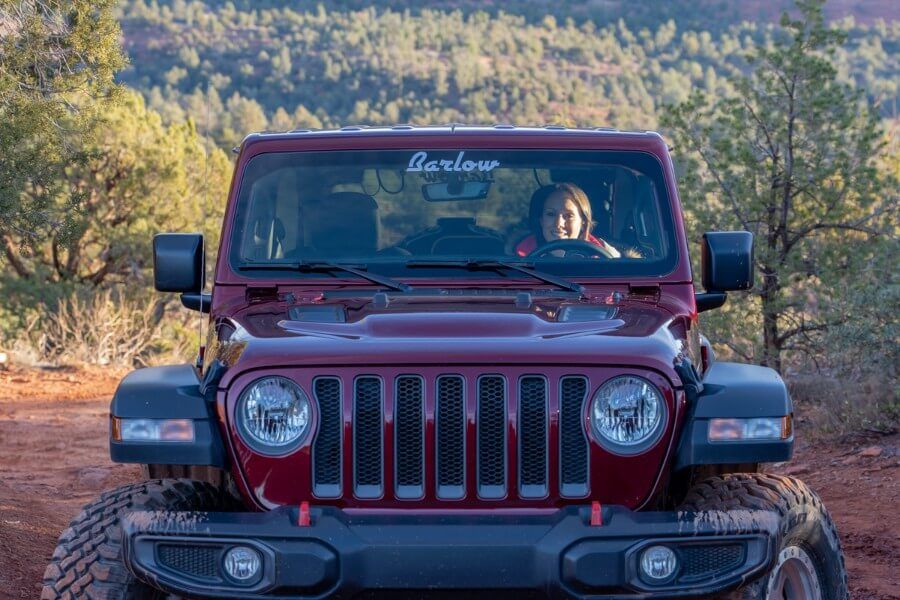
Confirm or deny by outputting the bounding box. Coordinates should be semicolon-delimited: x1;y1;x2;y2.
0;365;897;599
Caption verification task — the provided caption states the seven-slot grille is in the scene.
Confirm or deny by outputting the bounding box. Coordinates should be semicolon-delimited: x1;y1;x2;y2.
312;373;590;501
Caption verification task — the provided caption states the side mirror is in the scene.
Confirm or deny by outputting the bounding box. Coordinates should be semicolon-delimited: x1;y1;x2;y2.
696;231;754;312
153;233;204;293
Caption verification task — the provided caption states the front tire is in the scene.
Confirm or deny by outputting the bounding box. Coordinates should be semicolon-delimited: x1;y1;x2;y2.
679;473;848;599
42;479;236;599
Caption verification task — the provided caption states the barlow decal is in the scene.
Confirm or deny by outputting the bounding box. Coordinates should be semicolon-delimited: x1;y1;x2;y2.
407;151;501;173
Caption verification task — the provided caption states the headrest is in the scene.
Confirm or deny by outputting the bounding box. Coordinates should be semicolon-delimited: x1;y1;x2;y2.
321;191;378;211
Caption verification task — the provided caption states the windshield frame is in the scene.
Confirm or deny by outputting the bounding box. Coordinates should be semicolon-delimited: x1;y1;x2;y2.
216;132;691;287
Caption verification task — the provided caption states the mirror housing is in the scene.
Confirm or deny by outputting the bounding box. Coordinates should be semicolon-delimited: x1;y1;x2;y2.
701;231;754;291
697;231;754;312
153;233;204;293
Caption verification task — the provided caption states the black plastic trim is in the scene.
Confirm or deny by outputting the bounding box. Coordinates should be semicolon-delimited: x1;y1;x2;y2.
153;233;204;293
695;291;727;312
180;293;211;313
109;365;226;467
674;361;793;470
123;505;777;599
701;231;754;291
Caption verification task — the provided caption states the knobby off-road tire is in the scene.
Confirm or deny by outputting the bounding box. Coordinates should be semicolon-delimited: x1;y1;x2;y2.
679;473;848;600
42;478;237;600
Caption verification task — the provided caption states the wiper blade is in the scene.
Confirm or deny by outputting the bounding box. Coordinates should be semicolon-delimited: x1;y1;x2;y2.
405;259;584;295
238;261;412;292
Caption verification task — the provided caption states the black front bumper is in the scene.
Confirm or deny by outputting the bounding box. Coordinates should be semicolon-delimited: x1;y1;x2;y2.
123;505;778;599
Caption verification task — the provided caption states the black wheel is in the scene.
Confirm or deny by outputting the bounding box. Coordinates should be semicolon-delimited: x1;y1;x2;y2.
679;473;848;600
42;479;238;599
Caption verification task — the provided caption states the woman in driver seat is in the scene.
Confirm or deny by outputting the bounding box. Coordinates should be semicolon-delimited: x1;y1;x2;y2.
515;182;621;258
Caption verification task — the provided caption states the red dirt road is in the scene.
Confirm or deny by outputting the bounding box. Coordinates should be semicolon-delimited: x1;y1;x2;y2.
1;365;897;599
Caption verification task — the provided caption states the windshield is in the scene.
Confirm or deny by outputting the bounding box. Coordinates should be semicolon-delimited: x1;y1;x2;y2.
228;149;678;280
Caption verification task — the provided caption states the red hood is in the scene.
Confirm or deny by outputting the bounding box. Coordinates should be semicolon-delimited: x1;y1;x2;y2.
214;294;690;389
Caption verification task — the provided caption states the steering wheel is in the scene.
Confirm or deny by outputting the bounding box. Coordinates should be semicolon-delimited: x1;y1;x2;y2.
527;238;617;259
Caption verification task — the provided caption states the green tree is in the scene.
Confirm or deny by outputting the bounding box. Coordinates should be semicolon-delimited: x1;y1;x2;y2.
0;0;126;249
663;0;896;372
1;91;231;297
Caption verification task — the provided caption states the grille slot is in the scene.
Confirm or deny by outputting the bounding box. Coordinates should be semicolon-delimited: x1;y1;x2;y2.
477;375;507;499
157;544;220;580
353;376;383;498
559;376;589;497
680;544;745;580
395;375;425;499
518;376;548;498
313;377;342;498
436;375;466;499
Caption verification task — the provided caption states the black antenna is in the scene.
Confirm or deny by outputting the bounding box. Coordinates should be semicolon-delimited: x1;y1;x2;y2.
200;81;211;361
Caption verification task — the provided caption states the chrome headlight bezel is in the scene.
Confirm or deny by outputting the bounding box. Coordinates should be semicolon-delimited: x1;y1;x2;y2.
589;375;667;455
235;376;312;455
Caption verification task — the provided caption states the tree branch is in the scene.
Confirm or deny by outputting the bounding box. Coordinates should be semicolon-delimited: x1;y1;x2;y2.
2;235;33;279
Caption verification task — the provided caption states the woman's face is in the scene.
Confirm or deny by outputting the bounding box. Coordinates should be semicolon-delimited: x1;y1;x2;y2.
540;192;584;242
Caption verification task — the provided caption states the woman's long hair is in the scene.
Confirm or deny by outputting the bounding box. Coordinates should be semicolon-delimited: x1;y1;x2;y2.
528;182;594;244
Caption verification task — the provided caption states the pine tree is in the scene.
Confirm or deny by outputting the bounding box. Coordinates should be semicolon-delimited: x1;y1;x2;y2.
0;0;126;255
663;0;896;372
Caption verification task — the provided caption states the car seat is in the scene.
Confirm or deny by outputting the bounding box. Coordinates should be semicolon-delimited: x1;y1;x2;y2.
630;177;664;258
304;191;379;258
246;217;287;260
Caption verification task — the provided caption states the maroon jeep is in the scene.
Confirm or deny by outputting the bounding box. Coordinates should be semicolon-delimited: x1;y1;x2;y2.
43;126;847;599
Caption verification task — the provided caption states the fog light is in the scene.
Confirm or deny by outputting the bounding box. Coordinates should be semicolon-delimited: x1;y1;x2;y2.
640;545;677;581
223;546;261;582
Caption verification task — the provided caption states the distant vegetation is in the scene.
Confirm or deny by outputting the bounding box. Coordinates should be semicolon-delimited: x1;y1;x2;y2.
117;0;899;149
1;0;897;432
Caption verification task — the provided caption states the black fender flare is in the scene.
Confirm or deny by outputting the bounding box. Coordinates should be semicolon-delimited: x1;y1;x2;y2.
109;364;227;467
674;361;793;471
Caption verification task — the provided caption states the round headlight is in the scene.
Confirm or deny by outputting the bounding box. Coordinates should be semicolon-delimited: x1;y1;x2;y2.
590;375;665;454
237;376;311;453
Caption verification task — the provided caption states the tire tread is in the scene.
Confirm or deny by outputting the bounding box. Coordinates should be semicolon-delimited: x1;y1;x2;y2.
42;479;236;599
679;472;848;600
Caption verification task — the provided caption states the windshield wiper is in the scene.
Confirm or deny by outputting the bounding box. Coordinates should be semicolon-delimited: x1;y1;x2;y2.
238;261;413;292
405;259;584;295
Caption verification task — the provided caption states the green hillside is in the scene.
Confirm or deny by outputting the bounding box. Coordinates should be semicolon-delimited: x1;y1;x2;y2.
117;1;899;148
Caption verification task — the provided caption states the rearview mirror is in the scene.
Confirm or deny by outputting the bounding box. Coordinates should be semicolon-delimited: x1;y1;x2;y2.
422;179;491;201
153;233;204;293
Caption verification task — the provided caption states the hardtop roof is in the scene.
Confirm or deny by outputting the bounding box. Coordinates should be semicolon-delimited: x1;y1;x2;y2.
236;124;666;154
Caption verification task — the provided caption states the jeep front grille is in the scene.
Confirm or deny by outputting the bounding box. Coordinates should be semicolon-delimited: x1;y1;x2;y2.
311;373;590;501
